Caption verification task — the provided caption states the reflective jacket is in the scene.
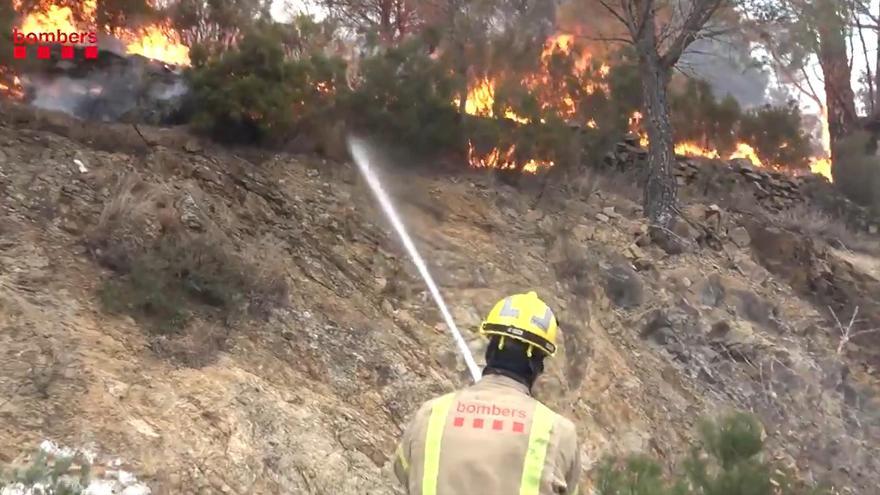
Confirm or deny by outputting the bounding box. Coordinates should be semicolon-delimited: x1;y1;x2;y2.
393;373;580;495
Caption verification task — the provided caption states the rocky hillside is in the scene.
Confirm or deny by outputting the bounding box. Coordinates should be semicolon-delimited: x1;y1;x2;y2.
0;102;878;494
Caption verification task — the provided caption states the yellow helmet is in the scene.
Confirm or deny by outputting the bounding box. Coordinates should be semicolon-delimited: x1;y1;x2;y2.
479;291;559;357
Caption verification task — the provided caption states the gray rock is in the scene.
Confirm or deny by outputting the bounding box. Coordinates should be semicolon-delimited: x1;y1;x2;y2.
602;262;644;309
729;226;751;247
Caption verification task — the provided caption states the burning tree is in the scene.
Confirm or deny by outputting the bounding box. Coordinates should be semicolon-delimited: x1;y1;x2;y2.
595;0;731;235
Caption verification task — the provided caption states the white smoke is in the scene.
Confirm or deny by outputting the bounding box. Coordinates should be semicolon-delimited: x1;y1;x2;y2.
19;35;189;123
681;37;771;109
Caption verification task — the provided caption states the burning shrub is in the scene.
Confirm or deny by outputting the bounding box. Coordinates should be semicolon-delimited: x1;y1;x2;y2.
738;102;812;170
185;23;347;145
671;78;742;155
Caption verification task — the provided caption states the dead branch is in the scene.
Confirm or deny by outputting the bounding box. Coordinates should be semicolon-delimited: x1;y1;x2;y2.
829;305;880;355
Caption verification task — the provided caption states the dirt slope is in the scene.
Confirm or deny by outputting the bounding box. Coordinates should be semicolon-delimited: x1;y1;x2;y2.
0;105;878;494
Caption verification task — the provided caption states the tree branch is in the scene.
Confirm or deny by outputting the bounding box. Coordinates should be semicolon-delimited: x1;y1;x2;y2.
660;0;726;68
596;0;635;33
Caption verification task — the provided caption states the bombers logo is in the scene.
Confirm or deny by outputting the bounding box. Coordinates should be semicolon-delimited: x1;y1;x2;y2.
11;27;99;60
456;401;528;419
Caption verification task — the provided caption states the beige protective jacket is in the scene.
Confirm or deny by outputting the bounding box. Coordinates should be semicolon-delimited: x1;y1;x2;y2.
393;374;580;495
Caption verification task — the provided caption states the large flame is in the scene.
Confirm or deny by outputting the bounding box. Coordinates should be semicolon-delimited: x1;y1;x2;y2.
455;77;530;124
12;1;190;66
458;34;608;172
116;22;191;66
809;157;833;182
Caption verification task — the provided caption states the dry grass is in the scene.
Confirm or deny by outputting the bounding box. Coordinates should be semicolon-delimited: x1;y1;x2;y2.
90;173;289;366
86;172;166;273
769;204;879;254
593;168;643;204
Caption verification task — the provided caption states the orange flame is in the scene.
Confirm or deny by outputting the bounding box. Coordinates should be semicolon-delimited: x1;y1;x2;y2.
13;1;190;66
118;22;191;66
0;74;25;100
466;141;553;174
809;157;833;182
459;34;609;127
20;4;79;35
454;77;530;124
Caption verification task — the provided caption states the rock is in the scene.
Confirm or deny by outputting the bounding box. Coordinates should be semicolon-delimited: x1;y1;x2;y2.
870;224;878;235
708;320;761;361
640;309;671;339
602;206;621;218
548;238;589;279
524;209;543;222
452;305;483;331
595;213;610;223
695;273;729;307
602;262;644;309
537;215;555;233
729;226;751;248
633;258;654;272
179;194;204;231
670;217;699;242
572;224;595;242
627;222;648;237
624;244;645;260
194;165;222;184
381;299;395;316
60;218;82;235
184;139;202;153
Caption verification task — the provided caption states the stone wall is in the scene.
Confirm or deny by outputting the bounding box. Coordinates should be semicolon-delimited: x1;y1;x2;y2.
602;134;879;235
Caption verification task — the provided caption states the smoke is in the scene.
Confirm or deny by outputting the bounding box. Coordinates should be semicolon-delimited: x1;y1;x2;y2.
681;37;770;109
19;36;189;124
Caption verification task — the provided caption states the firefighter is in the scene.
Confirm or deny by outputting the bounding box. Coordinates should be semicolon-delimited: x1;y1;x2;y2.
393;291;580;495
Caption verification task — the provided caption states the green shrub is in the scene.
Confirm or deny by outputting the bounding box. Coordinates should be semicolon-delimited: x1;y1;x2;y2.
832;130;880;211
346;37;464;155
0;449;91;495
597;412;832;495
186;23;347;145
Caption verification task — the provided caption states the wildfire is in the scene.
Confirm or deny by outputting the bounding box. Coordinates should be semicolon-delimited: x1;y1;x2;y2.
117;22;191;66
457;34;608;172
809;157;833;182
459;34;609;126
466;141;553;174
20;4;80;35
11;1;190;66
0;72;24;100
455;77;530;124
672;141;771;168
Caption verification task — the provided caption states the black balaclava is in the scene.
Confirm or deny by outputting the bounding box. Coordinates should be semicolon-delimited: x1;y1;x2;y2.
482;335;546;391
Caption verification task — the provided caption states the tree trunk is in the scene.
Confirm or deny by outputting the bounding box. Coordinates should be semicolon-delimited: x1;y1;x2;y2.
876;0;880;116
816;0;859;180
637;44;677;230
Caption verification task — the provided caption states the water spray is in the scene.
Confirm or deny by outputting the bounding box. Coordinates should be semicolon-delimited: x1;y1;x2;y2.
348;136;482;382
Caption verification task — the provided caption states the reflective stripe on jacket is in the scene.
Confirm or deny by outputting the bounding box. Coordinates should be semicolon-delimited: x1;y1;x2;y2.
393;374;580;495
